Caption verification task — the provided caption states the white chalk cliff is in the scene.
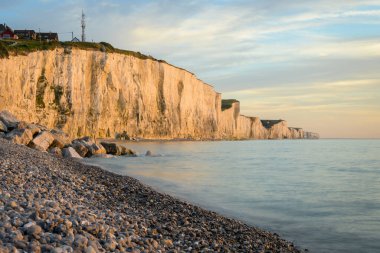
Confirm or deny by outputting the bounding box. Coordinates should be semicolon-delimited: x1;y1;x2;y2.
0;48;318;140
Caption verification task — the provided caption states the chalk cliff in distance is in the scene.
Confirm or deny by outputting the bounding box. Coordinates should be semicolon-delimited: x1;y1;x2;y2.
0;47;318;140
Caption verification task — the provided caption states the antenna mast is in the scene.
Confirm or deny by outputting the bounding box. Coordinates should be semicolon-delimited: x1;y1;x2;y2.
81;10;86;42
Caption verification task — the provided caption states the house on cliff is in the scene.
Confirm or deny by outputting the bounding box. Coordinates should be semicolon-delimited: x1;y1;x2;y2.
14;29;37;40
71;37;80;42
0;24;18;40
36;32;59;42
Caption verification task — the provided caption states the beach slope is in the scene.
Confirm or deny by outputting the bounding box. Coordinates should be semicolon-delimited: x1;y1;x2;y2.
0;138;301;252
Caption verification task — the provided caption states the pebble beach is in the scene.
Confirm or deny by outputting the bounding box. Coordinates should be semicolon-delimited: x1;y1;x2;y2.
0;138;302;252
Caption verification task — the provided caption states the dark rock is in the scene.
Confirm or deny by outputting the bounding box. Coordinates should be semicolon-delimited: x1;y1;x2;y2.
74;137;106;156
71;141;89;157
115;131;130;140
101;142;136;156
100;142;120;155
14;240;28;250
0;110;19;129
120;146;136;156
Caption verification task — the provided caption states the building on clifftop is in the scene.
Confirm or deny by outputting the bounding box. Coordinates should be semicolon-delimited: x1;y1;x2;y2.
0;23;18;40
14;29;37;40
36;32;59;42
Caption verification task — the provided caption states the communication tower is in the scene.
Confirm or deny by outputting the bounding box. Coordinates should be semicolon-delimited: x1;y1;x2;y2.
81;10;86;42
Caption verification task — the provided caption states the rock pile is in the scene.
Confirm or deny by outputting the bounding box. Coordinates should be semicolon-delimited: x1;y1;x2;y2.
0;138;302;252
0;110;136;159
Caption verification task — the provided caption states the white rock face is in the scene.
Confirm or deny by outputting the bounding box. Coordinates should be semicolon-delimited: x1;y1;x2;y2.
0;48;317;140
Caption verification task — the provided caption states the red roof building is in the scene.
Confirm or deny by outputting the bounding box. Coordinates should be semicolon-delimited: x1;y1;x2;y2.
0;24;18;40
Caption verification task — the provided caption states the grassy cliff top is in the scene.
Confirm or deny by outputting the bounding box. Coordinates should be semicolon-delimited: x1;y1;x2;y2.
0;39;166;63
0;39;217;89
221;99;239;111
261;119;284;129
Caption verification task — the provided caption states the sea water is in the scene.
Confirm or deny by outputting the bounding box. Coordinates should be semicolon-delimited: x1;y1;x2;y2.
84;139;380;253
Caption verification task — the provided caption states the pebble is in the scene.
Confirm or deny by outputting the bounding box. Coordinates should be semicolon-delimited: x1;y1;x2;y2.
27;225;42;239
8;201;18;209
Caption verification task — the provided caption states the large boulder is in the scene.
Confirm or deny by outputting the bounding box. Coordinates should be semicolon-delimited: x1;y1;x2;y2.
29;131;55;151
17;122;41;136
62;147;82;159
50;129;71;149
119;145;136;156
100;142;136;156
89;143;106;156
75;136;106;156
0;110;19;129
115;131;130;140
71;141;89;157
5;129;33;145
0;120;7;132
100;142;120;155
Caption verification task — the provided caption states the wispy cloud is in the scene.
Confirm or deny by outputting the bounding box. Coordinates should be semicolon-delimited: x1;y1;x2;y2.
1;0;380;137
224;79;380;137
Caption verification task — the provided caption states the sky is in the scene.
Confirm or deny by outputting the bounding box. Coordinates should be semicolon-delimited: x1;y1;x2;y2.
1;0;380;138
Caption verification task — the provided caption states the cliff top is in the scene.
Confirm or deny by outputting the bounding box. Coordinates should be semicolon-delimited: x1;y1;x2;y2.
221;99;239;111
0;39;163;61
261;119;285;129
0;39;215;89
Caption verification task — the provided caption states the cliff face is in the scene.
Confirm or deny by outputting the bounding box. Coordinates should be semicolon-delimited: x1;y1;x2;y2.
0;48;317;140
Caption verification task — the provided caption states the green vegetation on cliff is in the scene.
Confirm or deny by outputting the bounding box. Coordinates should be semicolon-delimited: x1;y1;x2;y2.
0;40;166;63
221;99;239;111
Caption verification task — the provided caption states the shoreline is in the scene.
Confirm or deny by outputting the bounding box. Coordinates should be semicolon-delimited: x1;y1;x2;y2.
0;138;303;252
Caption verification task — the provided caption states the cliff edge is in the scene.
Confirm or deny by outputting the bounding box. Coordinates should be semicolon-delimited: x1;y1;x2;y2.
0;41;318;140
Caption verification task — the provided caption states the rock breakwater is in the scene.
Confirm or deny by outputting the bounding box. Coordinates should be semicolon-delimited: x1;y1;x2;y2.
0;138;302;252
0;110;135;159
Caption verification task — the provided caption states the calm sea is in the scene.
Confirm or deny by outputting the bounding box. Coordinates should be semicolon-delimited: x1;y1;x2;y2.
84;139;380;253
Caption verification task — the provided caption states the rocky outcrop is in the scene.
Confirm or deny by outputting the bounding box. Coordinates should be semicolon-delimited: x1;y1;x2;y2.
0;110;136;158
100;142;135;156
0;48;318;140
